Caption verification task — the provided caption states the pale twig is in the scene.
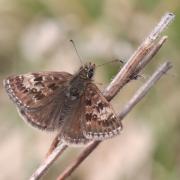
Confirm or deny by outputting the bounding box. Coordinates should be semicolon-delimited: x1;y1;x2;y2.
30;143;68;180
118;61;172;119
57;141;101;180
104;12;174;100
57;61;172;180
127;35;167;81
134;36;168;76
29;12;175;180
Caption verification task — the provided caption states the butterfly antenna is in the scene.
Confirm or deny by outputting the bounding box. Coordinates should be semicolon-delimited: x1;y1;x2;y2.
96;59;124;68
70;39;83;65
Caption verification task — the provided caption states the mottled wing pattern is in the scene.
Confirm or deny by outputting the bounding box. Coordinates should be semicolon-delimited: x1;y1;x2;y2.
4;72;73;131
60;96;90;145
4;72;72;110
82;83;123;140
18;86;69;131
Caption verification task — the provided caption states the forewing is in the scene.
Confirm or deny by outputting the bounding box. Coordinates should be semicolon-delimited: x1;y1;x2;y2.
82;83;123;140
4;71;73;131
4;72;72;110
18;86;68;131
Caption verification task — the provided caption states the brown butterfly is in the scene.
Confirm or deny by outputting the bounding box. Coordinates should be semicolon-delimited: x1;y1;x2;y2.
3;63;122;145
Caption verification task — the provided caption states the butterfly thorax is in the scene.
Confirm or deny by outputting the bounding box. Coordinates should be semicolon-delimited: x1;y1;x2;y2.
66;63;95;101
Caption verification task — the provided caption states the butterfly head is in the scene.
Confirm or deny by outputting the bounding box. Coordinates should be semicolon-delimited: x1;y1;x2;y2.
79;63;95;80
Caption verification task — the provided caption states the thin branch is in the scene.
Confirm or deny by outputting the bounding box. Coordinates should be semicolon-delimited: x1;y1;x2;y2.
30;142;68;180
29;12;175;180
57;61;172;180
57;141;101;180
135;36;167;75
118;61;172;119
104;12;174;100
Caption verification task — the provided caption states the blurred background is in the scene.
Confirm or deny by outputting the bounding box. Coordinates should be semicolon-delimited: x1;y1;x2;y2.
0;0;179;180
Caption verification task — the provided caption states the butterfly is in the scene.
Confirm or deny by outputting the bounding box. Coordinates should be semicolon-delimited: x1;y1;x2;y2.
3;62;122;145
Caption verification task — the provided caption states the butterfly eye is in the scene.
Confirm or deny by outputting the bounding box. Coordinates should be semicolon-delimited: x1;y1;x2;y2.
87;68;94;79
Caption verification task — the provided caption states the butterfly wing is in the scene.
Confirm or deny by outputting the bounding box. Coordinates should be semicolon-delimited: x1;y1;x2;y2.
4;72;72;110
18;86;70;131
60;96;90;145
82;83;123;140
4;72;73;131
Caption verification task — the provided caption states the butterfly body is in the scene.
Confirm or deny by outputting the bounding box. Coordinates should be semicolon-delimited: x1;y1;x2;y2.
4;63;122;146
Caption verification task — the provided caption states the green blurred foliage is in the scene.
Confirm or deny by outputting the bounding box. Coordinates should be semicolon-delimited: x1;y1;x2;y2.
80;0;104;18
134;0;160;12
171;10;180;48
18;0;54;17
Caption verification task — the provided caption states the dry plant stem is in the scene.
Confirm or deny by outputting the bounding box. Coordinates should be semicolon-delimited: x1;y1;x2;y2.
29;12;175;180
57;141;101;180
57;61;172;180
118;61;172;119
30;142;68;180
104;12;174;100
135;36;167;74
